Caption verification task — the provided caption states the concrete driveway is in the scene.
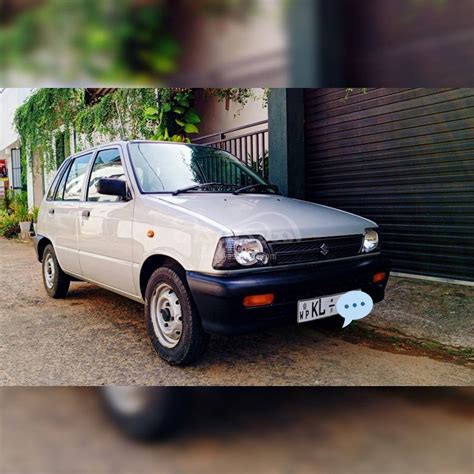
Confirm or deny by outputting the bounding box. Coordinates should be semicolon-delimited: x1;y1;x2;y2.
1;239;473;385
1;387;473;474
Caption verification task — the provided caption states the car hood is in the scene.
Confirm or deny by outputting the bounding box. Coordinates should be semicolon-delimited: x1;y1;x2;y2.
152;194;376;241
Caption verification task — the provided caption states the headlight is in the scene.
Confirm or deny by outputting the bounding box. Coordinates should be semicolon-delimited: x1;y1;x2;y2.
362;229;380;253
213;236;270;269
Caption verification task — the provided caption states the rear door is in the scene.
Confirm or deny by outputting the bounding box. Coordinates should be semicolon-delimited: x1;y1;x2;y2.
48;153;93;275
77;147;136;296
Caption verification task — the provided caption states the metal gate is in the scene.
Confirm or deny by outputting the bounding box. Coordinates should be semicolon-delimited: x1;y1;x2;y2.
304;88;474;282
193;120;269;179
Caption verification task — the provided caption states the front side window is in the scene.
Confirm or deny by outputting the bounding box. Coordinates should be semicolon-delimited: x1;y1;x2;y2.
128;142;270;194
62;153;93;201
87;149;125;202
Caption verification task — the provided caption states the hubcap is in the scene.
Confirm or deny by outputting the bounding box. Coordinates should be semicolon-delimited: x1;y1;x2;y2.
150;283;183;349
44;255;55;289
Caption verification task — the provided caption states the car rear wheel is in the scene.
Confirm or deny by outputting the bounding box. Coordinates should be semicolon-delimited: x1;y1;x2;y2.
42;244;70;298
100;387;187;441
145;264;209;366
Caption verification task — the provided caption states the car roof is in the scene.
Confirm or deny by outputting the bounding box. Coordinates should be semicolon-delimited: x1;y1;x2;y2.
65;140;219;161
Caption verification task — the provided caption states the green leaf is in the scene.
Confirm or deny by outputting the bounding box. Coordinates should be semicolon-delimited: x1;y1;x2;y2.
144;106;158;119
184;123;199;134
184;109;201;124
175;118;185;127
162;103;172;113
177;97;190;108
173;106;185;114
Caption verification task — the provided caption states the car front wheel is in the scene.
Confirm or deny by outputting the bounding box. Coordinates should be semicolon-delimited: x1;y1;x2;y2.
145;264;209;366
42;244;70;298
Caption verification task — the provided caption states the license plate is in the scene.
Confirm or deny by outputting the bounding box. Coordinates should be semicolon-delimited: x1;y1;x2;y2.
297;293;343;323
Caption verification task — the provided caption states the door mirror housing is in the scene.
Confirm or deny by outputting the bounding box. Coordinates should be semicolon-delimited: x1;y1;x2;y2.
96;178;128;199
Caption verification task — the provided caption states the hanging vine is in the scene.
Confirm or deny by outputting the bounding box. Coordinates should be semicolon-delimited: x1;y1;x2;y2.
13;88;83;171
14;87;266;170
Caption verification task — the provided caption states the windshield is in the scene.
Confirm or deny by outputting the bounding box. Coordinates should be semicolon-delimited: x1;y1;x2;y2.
128;142;271;193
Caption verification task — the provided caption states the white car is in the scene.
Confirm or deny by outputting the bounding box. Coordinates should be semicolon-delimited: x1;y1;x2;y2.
34;140;390;365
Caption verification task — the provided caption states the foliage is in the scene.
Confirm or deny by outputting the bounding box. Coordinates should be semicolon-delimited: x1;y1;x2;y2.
14;89;83;171
32;207;40;224
75;89;157;147
143;89;201;143
0;0;179;83
14;87;266;171
2;189;14;213
0;210;20;238
0;191;33;238
10;192;31;222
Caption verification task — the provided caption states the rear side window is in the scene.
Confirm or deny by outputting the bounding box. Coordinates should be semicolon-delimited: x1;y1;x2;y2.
46;160;69;201
87;149;125;202
53;160;73;201
62;153;93;201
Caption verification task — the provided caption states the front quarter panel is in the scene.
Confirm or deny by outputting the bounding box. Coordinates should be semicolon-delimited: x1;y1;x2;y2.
132;196;232;278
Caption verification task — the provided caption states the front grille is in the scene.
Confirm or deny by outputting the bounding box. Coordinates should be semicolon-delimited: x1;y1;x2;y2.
269;235;363;266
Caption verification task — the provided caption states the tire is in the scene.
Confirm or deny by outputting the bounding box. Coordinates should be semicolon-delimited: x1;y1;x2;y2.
42;244;70;298
100;387;188;441
145;264;209;366
309;314;345;331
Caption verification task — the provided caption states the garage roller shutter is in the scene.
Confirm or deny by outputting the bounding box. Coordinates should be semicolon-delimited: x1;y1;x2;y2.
304;88;474;282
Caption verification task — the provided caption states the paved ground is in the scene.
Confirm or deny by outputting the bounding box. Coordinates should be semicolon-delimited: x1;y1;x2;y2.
1;238;473;386
1;387;473;474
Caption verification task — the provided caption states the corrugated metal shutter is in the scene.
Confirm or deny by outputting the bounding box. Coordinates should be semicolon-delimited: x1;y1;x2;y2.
304;88;474;282
343;0;474;86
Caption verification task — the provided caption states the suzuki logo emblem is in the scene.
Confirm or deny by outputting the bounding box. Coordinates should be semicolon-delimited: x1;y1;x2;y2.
319;243;329;256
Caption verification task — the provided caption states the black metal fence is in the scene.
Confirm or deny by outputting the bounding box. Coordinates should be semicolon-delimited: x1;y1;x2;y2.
192;120;269;179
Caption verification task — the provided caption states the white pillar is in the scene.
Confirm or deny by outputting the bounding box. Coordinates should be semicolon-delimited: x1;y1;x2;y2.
26;154;34;210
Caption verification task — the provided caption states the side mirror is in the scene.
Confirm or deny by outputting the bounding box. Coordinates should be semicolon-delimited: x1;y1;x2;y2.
96;178;128;199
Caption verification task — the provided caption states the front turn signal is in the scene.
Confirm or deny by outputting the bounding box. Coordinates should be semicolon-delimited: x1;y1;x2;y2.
373;272;386;283
243;293;275;307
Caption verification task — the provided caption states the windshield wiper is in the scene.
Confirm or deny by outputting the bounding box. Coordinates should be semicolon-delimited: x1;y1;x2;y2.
172;182;226;195
232;183;280;195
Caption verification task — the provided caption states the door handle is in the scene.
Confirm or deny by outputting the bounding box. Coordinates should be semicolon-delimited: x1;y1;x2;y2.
48;209;55;215
82;210;91;218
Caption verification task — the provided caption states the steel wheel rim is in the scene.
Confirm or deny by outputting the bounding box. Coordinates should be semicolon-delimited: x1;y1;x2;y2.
150;283;183;349
44;254;55;289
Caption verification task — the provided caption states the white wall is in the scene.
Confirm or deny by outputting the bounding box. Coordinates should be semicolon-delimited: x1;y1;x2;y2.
0;88;34;206
0;88;34;156
194;88;268;138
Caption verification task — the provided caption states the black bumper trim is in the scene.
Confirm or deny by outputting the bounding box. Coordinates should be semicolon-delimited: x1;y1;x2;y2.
187;255;391;335
32;233;43;261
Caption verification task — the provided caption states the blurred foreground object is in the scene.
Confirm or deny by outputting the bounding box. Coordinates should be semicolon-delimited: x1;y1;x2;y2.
1;387;473;473
0;0;287;85
100;387;187;441
1;0;474;86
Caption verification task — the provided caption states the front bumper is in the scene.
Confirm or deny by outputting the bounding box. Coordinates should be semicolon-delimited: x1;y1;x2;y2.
187;254;391;335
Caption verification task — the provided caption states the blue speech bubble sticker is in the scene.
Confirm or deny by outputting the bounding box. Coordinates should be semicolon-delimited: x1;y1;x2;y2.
336;291;374;328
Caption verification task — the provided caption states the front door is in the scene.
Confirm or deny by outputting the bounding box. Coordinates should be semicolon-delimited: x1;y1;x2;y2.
77;148;136;296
